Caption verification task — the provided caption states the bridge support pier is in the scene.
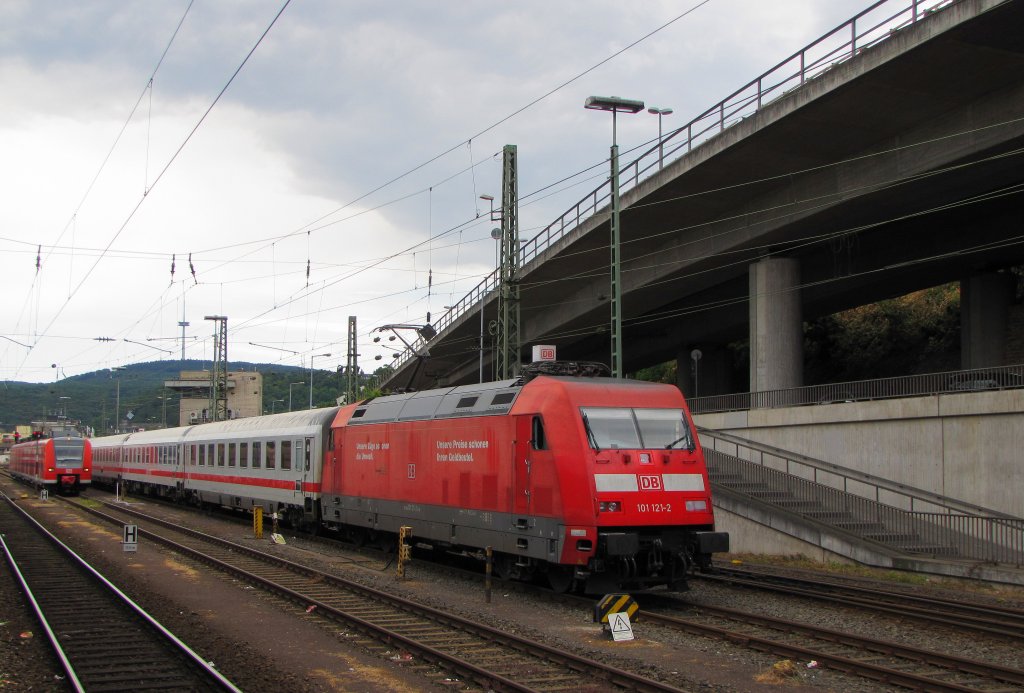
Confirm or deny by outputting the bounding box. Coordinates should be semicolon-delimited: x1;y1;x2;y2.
749;257;803;393
961;271;1015;369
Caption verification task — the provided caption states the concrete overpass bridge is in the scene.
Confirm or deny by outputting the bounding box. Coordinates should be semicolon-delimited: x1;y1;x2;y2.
384;0;1024;395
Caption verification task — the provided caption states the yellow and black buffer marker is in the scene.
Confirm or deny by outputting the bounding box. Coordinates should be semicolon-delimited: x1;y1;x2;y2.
593;593;638;624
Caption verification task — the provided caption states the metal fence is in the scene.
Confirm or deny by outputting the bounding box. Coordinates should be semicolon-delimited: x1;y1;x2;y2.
703;429;1024;565
691;363;1024;414
388;0;958;376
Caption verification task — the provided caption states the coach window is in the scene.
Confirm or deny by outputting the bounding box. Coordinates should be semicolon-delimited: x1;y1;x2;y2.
531;416;547;450
240;442;249;468
217;443;225;467
304;438;312;471
281;440;292;471
198;445;205;466
252;440;262;469
265;440;276;469
228;443;236;468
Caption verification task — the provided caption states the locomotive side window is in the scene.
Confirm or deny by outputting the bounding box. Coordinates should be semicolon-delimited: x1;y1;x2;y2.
281;440;292;471
252;441;262;469
240;442;249;468
531;416;547;450
265;440;276;469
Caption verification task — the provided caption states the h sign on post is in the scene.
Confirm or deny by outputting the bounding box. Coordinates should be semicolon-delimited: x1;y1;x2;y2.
123;524;138;553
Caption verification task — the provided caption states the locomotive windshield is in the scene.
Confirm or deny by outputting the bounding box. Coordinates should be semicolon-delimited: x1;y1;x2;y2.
53;438;86;464
580;407;694;451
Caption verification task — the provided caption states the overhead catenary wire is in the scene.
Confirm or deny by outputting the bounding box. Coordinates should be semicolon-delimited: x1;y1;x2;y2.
11;0;293;383
10;0;718;382
17;2;1014;384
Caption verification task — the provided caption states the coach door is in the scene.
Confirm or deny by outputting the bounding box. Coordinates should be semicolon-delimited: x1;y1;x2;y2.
297;437;314;500
513;417;532;526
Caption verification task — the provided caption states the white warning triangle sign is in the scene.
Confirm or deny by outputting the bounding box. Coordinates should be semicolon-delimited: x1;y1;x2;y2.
608;611;634;641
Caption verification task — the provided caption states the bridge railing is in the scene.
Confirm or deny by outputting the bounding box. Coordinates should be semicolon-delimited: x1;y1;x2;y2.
393;0;957;375
690;363;1024;414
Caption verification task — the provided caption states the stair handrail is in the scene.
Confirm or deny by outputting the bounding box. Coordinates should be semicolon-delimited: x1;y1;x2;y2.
698;426;1020;520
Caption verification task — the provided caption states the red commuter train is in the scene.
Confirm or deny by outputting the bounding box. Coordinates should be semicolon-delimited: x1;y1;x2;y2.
90;374;728;592
9;429;92;495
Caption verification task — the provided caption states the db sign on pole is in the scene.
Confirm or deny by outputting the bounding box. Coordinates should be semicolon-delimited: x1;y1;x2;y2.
122;524;138;553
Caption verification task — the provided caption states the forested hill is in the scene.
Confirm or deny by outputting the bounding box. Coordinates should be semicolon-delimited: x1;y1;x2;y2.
0;360;342;433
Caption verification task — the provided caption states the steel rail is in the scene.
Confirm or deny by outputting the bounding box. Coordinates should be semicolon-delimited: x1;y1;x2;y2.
0;491;240;692
62;496;689;693
642;600;1024;692
698;566;1024;639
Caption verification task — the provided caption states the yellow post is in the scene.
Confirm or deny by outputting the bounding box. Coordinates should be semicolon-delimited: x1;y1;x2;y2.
397;525;412;578
253;506;263;539
485;546;493;603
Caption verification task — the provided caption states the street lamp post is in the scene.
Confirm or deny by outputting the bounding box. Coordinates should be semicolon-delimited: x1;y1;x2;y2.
288;382;304;412
585;95;645;379
647;106;673;169
309;354;331;409
271;399;285;414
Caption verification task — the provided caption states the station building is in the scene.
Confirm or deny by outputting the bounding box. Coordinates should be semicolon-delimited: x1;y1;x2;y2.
163;369;263;427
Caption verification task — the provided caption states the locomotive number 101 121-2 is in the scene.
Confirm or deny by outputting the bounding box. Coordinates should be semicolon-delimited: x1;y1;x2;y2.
636;503;672;513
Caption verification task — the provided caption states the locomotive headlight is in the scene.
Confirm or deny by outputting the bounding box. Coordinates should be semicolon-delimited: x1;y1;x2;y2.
599;500;622;512
685;500;707;512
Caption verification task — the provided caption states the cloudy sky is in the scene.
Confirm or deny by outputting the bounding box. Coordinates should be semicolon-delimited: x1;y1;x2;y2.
1;0;884;383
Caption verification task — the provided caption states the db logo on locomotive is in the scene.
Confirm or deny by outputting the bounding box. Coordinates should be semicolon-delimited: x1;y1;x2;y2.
638;475;662;491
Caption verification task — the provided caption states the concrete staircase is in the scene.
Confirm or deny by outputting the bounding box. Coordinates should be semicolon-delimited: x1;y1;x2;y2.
699;419;1024;581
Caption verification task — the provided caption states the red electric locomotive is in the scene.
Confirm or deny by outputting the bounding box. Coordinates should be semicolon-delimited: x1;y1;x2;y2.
323;374;728;593
9;428;92;495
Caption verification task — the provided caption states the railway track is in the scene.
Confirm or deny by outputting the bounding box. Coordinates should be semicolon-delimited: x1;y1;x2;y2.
697;565;1024;640
640;597;1024;692
59;495;687;693
0;491;239;692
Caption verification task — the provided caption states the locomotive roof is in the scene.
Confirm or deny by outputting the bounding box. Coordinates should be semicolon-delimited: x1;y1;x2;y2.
349;379;521;424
